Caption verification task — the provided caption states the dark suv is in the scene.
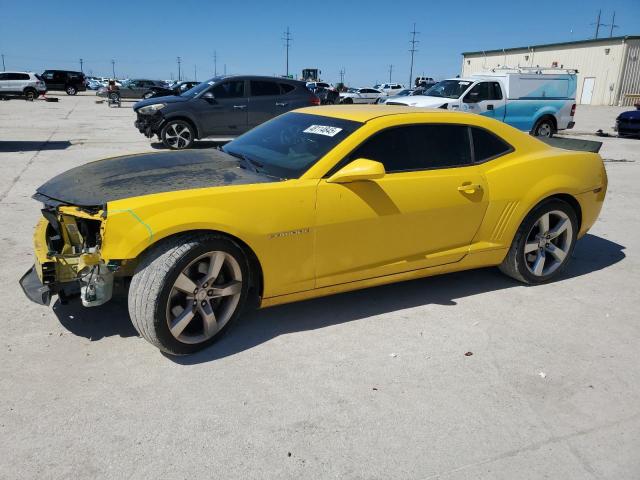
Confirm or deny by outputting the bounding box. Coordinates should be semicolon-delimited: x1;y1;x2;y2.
41;70;87;95
133;75;320;149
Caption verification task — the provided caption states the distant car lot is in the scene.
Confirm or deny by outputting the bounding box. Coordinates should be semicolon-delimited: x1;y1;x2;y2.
0;94;638;478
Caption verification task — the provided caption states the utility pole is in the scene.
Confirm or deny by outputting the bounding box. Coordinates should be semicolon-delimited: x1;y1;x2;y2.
339;67;345;85
282;26;292;77
1;54;5;71
388;64;393;82
224;64;227;75
213;50;218;76
177;57;182;81
409;23;419;87
607;11;619;37
591;10;606;39
79;58;83;72
111;59;115;79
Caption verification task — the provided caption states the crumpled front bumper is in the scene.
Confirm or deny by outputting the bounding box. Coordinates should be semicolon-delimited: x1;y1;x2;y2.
134;113;164;138
19;265;80;306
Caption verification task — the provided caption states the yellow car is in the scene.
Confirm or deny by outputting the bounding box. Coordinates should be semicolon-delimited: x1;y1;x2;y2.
20;106;607;354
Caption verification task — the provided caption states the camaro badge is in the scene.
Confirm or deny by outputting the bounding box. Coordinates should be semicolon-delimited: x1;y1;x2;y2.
269;228;310;239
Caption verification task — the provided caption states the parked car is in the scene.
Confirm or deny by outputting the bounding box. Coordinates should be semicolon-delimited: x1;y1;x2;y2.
142;81;200;99
0;71;47;100
376;88;414;104
375;83;405;95
85;78;103;90
614;102;640;138
133;75;321;149
387;72;577;137
97;79;167;100
41;70;86;95
306;82;339;104
20;105;608;354
339;87;385;104
415;76;435;87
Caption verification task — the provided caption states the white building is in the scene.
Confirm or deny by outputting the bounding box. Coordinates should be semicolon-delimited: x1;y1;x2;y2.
461;36;640;106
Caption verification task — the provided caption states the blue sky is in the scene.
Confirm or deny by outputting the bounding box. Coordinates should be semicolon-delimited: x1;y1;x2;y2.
1;0;638;86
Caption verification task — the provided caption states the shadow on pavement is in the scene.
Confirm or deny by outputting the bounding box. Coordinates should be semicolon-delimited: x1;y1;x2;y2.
51;234;625;358
0;141;71;152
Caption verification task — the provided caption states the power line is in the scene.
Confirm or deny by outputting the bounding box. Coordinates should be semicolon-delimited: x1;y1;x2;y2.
282;26;292;77
409;23;419;87
339;67;345;85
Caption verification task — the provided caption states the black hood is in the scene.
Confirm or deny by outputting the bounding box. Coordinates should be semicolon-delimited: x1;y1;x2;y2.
35;149;275;207
134;94;189;110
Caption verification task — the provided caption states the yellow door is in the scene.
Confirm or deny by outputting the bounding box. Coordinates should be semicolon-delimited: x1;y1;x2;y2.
314;166;488;287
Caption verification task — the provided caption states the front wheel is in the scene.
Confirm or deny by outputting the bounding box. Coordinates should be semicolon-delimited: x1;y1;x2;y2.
161;120;195;149
128;233;250;355
499;199;578;284
66;85;77;95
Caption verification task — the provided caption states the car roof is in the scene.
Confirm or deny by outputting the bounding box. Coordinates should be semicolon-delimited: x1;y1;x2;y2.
295;105;474;122
216;74;306;85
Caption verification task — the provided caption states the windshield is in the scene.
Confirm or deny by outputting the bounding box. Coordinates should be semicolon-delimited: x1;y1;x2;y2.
424;80;473;99
180;77;225;97
222;112;362;179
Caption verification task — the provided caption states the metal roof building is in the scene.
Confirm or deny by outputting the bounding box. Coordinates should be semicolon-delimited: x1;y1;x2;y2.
461;36;640;106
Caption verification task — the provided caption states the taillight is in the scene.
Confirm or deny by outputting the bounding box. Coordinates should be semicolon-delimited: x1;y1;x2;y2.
570;104;576;116
310;95;320;106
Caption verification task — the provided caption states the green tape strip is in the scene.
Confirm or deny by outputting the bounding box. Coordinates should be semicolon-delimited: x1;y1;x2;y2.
108;209;153;240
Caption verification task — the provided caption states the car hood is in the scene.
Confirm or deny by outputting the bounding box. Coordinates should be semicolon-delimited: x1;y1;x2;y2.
35;149;275;208
618;110;640;120
389;95;451;107
134;94;190;110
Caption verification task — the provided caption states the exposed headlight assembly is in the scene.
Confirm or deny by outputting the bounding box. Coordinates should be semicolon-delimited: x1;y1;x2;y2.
138;103;166;114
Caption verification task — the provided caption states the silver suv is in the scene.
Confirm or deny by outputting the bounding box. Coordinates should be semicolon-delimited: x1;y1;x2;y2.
0;72;47;100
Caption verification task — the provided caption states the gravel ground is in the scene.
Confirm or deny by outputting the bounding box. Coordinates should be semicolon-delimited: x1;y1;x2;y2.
1;93;639;479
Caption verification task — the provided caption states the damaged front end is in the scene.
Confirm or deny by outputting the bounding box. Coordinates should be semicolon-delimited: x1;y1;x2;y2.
20;196;116;307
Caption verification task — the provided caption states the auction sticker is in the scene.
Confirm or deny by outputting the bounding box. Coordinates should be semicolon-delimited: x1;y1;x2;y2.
303;125;343;137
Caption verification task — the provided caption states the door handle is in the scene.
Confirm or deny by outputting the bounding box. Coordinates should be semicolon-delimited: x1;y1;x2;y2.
275;102;288;107
458;183;482;194
233;105;247;110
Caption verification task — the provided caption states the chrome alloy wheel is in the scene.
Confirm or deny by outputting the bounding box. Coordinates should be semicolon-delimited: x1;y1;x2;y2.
164;123;192;149
166;251;242;344
524;210;573;277
537;122;552;137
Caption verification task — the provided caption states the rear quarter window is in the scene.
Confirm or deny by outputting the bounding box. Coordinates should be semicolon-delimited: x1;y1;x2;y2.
279;83;295;94
471;127;513;162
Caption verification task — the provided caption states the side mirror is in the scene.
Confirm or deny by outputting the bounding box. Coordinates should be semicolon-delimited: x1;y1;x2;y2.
202;91;215;100
463;92;480;103
326;158;386;184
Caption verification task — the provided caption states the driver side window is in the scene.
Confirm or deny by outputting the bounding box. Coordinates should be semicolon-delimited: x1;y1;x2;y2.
212;81;245;99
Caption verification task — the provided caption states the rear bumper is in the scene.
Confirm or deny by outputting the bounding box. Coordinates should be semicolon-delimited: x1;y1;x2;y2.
566;121;575;129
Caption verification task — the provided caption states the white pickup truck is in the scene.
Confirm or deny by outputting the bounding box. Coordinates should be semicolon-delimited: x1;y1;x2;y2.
387;70;577;137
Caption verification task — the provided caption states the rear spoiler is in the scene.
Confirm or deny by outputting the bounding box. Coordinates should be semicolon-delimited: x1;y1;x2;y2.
538;137;602;153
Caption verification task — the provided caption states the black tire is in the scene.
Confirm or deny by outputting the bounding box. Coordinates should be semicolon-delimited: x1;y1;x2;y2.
66;85;77;95
499;198;578;284
532;116;555;137
161;119;195;149
342;97;353;104
128;232;251;355
24;88;38;101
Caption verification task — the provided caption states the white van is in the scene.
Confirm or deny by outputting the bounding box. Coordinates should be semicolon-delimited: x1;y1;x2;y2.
0;71;47;100
388;69;577;137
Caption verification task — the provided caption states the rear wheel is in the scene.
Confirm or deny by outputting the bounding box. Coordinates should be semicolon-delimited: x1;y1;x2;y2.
161;120;195;149
24;88;38;101
128;233;251;355
66;85;77;95
532;117;555;137
499;199;577;284
342;97;353;104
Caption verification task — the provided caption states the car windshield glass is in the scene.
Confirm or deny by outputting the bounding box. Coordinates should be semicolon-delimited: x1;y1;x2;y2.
222;112;362;179
424;80;472;98
181;77;225;97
